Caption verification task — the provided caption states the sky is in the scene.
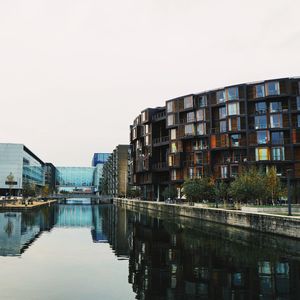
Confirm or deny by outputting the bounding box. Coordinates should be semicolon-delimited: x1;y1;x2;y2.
0;0;299;166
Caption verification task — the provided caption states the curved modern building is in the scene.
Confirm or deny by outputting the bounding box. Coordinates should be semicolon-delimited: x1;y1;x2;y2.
130;77;300;201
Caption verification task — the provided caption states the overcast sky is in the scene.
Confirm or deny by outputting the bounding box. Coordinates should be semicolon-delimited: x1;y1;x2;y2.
0;0;299;166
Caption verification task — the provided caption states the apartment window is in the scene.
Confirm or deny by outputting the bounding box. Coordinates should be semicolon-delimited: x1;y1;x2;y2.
220;120;227;133
196;123;206;135
255;148;270;161
196;109;205;121
168;155;174;166
228;117;241;131
221;165;228;178
189;168;194;179
271;131;284;144
270;102;282;113
255;84;265;98
298;115;300;127
168;114;175;126
193;140;207;150
171;170;177;180
272;147;285;160
171;129;177;140
231;165;239;177
257;130;269;144
145;135;150;146
171;142;177;153
184;96;193;109
227;87;239;101
219;106;227;119
270;114;282;128
141;111;146;122
185;124;194;135
198;95;207;107
267;81;280;96
255;102;267;114
132;127;137;139
167;101;174;113
187;112;195;123
297;97;300;110
228;102;240;116
216;90;225;103
255;115;267;129
145;124;149;134
231;134;241;147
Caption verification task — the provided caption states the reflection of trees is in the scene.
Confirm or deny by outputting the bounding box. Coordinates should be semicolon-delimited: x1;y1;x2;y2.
4;219;13;237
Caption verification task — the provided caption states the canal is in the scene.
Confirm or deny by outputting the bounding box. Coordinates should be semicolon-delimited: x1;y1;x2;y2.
0;204;300;299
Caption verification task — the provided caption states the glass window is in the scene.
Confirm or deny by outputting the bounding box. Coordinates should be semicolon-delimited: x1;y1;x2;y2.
231;166;239;177
228;103;240;116
193;140;207;150
189;167;194;179
185;124;194;135
255;84;265;98
216;90;225;103
141;111;146;122
196;123;206;135
227;87;239;101
297;97;300;110
272;147;285;160
255;115;267;129
171;169;177;180
231;134;241;147
167;101;174;113
171;129;177;140
168;114;175;126
145;124;149;134
221;166;228;178
219;106;227;119
196;109;205;121
267;81;280;96
220;120;227;133
257;131;269;144
145;135;150;145
184;96;193;109
270;102;282;113
270;114;282;128
187;112;195;122
255;102;267;114
198;95;207;107
298;115;300;127
271;131;284;144
255;148;270;161
171;142;177;153
228;117;241;131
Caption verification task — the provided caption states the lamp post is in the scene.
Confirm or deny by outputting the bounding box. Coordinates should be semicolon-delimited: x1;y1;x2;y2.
287;169;293;216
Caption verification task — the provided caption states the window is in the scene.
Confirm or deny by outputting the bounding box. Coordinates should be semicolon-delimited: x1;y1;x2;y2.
196;123;206;135
270;114;282;128
297;97;300;110
168;155;174;166
220;120;227;133
171;142;177;153
255;102;267;114
171;129;177;140
231;134;241;147
141;111;146;122
227;87;239;101
171;170;177;180
187;112;195;123
196;109;205;121
219;107;227;119
168;114;175;126
145;124;149;134
267;81;280;96
189;168;194;179
167;101;174;113
255;148;270;161
198;95;207;107
228;103;240;116
145;136;150;145
193;140;207;150
298;115;300;127
270;102;282;113
255;84;265;98
221;166;228;178
255;115;267;129
257;130;269;144
231;166;239;177
272;147;285;160
184;96;193;109
271;131;284;144
185;124;194;135
216;90;225;103
228;117;241;131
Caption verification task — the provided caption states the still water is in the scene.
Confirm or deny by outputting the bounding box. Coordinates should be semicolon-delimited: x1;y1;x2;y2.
0;204;300;300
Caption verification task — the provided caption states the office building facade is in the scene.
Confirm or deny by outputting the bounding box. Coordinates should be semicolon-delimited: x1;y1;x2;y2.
130;77;300;201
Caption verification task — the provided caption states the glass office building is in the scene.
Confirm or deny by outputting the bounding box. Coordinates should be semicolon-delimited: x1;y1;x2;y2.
92;153;110;167
92;153;110;194
56;167;96;193
0;143;45;196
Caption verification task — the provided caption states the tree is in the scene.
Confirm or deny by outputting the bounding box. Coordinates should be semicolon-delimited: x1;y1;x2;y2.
162;186;177;200
183;178;215;203
6;172;15;197
215;181;229;206
265;166;286;205
41;185;50;198
22;182;37;198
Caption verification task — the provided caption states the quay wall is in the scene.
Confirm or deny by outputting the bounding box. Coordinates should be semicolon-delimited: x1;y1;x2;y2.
114;198;300;239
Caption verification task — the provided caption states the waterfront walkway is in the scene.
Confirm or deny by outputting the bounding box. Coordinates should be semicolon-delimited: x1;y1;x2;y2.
0;199;57;210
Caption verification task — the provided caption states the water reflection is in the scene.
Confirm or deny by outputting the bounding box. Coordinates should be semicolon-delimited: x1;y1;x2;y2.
1;204;300;299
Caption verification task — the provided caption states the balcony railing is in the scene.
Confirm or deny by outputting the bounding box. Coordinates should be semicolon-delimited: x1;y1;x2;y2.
152;111;166;121
152;162;168;170
153;136;169;145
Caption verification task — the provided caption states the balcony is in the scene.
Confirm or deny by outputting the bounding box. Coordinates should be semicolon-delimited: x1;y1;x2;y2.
152;162;168;171
152;111;166;122
153;136;169;146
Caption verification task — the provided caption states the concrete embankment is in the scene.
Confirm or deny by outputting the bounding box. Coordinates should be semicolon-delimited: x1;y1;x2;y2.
114;198;300;239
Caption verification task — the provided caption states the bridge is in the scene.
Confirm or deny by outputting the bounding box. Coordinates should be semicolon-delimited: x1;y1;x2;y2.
42;194;113;204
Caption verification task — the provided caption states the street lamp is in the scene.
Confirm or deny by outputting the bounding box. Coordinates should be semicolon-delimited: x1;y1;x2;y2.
287;169;293;216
